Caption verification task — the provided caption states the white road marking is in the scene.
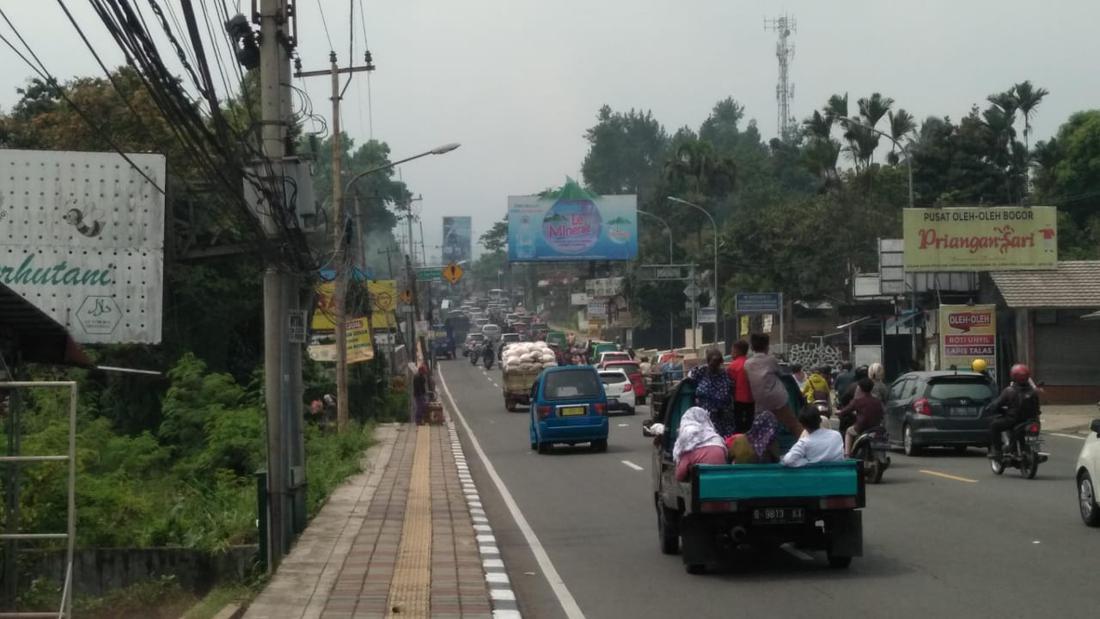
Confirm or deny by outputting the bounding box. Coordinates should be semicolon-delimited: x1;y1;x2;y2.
1050;432;1086;440
438;368;586;619
781;543;815;562
617;423;629;427
620;460;644;471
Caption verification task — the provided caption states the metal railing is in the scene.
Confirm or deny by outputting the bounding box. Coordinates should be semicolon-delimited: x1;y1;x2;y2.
0;381;77;619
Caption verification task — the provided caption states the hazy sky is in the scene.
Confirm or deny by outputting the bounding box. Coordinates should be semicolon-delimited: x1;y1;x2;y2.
3;1;1099;260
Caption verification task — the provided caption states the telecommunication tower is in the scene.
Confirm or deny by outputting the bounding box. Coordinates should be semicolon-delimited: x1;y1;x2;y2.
764;14;797;140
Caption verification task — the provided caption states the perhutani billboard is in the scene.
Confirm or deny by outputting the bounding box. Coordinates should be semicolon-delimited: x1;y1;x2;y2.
442;216;471;264
939;304;996;371
507;179;637;262
0;149;165;344
903;206;1057;271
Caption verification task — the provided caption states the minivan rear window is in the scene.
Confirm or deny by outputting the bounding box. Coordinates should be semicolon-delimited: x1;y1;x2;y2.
928;379;995;401
544;370;602;400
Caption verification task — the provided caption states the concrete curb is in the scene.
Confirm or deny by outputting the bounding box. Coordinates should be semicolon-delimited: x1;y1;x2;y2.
444;416;522;618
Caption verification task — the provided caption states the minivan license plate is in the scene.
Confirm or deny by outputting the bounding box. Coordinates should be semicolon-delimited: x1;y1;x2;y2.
752;507;805;525
559;406;586;417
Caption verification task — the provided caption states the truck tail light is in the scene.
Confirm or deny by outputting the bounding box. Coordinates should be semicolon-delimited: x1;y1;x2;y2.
537;406;552;418
820;496;857;510
593;403;607;415
700;501;737;513
914;398;932;416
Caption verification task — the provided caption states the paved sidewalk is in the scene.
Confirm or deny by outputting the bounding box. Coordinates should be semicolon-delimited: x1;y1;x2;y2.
1043;405;1098;434
244;419;512;618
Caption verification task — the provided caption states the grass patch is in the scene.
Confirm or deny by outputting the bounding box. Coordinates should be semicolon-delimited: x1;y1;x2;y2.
181;583;256;619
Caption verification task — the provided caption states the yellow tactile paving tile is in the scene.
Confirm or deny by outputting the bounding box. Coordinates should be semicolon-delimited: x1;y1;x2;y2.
387;425;433;617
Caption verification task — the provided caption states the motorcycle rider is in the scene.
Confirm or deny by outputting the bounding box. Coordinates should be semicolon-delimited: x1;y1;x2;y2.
986;364;1041;459
481;340;496;368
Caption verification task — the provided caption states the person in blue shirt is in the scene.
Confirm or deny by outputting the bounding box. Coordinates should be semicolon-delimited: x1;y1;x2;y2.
686;347;736;437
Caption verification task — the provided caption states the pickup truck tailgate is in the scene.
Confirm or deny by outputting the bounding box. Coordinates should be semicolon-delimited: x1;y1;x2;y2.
692;461;864;509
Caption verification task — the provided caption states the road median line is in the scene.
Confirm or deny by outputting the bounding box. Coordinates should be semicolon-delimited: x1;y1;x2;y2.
919;469;978;483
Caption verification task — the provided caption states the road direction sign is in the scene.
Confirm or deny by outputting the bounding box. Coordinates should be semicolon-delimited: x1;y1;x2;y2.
637;263;694;281
442;263;464;284
735;292;782;314
416;266;443;282
400;289;413;304
698;307;717;323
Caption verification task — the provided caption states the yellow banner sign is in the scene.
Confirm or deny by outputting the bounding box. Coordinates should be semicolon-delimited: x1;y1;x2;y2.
903;206;1057;271
938;304;996;371
307;317;374;364
312;279;397;330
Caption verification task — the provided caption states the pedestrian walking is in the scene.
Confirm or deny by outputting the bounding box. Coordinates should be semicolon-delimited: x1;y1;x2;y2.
413;365;429;425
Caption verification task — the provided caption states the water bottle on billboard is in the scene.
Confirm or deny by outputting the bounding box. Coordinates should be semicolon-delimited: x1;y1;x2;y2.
517;214;536;259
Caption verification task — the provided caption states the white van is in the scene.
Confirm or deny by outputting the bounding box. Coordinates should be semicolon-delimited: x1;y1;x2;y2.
481;324;502;341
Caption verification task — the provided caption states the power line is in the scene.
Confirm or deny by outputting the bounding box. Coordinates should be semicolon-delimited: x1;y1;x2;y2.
315;0;335;52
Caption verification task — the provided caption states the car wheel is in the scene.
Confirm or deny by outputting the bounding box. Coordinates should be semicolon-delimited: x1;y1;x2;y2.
685;563;706;575
530;441;537;451
504;398;515;412
903;425;921;456
1078;471;1100;527
592;439;608;452
826;553;852;569
537;442;549;454
953;445;968;455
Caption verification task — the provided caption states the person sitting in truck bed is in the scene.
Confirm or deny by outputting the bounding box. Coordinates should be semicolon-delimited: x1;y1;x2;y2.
726;410;781;464
673;407;729;481
781;405;845;468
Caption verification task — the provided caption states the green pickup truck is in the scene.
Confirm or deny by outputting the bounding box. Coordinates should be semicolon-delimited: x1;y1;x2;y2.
646;379;865;574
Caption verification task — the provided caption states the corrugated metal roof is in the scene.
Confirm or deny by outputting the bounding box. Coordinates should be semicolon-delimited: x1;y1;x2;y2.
991;261;1100;308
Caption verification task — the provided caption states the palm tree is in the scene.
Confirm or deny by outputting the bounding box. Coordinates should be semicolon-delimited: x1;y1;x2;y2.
987;91;1018;121
887;109;916;165
1011;81;1050;153
802;110;832;140
824;93;849;124
858;93;894;128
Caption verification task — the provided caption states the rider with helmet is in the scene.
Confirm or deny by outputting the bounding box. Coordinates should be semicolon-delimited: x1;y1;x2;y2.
868;363;890;402
986;364;1041;459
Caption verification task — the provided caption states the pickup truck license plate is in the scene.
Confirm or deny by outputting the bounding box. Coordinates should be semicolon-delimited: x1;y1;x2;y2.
752;507;805;525
559;406;586;417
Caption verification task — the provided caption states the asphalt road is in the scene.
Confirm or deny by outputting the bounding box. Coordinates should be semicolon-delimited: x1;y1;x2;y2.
438;359;1097;619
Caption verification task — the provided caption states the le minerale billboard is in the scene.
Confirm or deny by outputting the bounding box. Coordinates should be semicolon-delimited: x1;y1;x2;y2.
0;148;165;343
507;179;637;262
903;206;1057;271
442;216;471;263
939;304;996;371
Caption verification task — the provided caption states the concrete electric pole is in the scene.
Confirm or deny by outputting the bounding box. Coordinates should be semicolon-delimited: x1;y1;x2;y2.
297;54;375;432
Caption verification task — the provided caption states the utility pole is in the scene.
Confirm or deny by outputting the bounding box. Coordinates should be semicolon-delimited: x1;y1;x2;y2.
258;0;295;569
297;53;375;432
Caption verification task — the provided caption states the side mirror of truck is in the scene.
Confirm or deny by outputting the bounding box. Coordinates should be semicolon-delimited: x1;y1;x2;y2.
1090;418;1100;437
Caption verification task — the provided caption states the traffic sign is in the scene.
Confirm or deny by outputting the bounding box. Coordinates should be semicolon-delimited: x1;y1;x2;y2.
400;289;413;304
735;292;782;314
683;283;701;298
698;307;717;323
416;266;443;282
442;263;464;284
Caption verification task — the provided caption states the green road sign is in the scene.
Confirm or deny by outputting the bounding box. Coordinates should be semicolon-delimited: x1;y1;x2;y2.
416;267;443;282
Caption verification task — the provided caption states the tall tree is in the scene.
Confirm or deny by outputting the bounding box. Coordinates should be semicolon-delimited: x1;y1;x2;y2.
581;105;668;197
887;109;916;165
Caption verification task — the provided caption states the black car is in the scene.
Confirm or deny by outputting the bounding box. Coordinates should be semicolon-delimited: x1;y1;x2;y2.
883;371;998;456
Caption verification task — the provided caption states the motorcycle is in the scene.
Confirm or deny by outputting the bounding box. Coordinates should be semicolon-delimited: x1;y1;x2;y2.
482;345;495;370
850;426;891;484
990;418;1048;479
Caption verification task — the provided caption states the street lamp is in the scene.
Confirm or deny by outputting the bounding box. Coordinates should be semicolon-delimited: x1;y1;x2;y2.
668;196;721;343
332;143;460;430
836;116;913;209
637;209;673;263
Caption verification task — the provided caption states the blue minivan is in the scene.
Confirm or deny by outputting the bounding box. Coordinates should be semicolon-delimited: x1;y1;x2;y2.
529;366;610;453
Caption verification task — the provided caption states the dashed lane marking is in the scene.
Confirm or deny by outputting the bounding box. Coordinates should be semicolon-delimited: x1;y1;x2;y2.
919;469;978;483
620;460;644;471
1050;432;1086;440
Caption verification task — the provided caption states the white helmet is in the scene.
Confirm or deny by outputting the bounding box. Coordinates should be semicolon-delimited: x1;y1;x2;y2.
868;362;885;382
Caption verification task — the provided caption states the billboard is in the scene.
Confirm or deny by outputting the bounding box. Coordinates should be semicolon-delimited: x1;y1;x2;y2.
312;279;397;330
939;304;996;371
0;148;165;343
442;216;472;264
307;318;373;364
903;206;1057;271
507;180;636;261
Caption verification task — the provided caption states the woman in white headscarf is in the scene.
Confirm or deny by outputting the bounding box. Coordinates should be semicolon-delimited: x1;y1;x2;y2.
673;407;729;481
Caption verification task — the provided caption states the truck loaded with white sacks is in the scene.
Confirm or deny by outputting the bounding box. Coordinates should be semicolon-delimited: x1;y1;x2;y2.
500;341;559;411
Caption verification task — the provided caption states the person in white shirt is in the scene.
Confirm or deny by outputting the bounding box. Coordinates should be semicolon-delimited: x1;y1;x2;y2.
782;405;845;467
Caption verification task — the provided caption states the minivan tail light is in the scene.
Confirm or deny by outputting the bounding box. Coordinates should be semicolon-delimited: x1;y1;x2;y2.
914;398;932;416
537;406;552;418
593;403;607;415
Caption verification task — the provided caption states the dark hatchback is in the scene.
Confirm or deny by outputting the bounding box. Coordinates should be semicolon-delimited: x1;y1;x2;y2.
883;371;998;456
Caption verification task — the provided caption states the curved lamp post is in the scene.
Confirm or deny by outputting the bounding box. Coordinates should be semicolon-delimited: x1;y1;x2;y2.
668;196;721;343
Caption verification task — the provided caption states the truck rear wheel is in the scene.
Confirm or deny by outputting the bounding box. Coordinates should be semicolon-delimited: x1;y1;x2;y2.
826;553;852;569
657;504;680;555
685;563;706;575
504;398;515;412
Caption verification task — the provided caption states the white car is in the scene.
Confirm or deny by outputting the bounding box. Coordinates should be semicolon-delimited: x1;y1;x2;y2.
597;351;632;368
598;369;636;415
481;324;502;341
1075;416;1100;527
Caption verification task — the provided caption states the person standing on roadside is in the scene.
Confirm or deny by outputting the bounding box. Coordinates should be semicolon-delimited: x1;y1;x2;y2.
725;339;755;434
413;365;429;425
